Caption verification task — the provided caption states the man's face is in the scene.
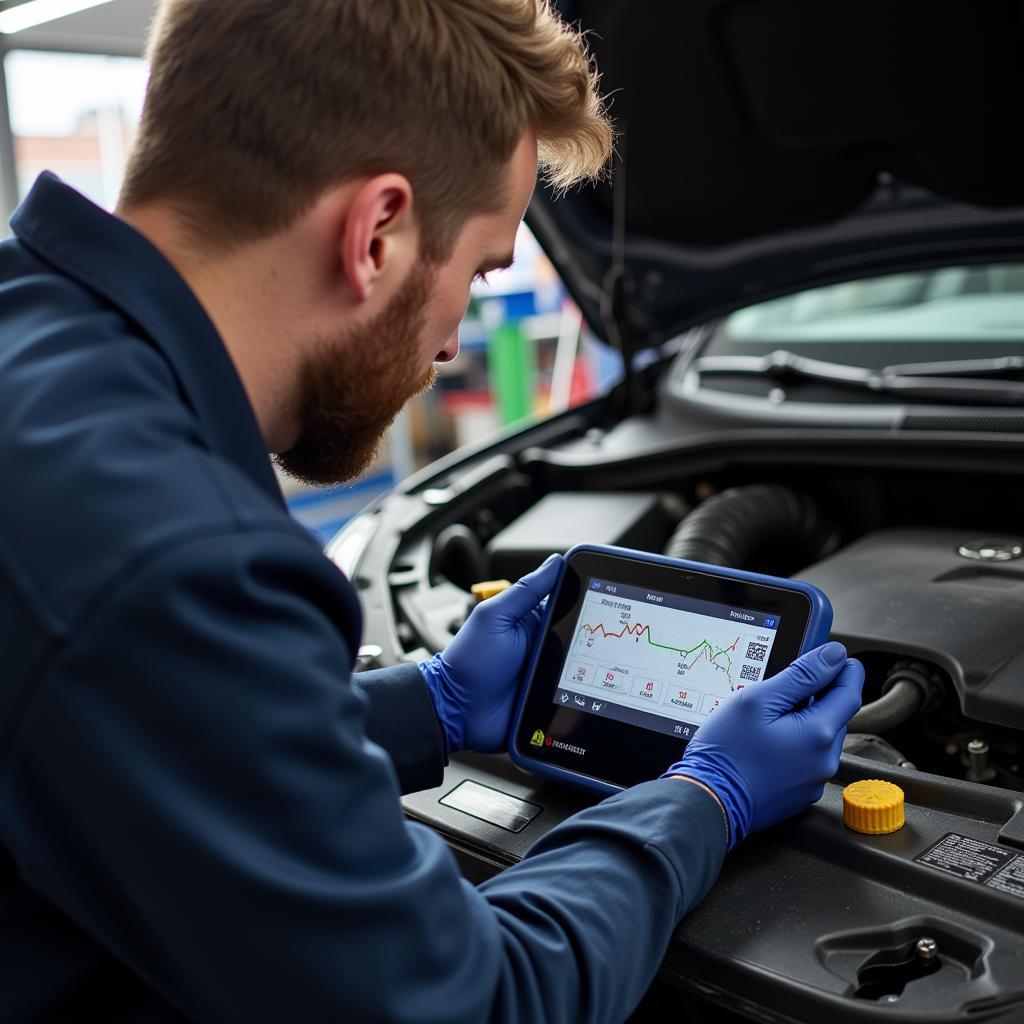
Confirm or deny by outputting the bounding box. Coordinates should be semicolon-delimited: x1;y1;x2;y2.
275;132;538;487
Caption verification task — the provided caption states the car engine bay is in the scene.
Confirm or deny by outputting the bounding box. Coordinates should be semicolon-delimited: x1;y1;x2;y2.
358;431;1024;796
333;413;1024;1023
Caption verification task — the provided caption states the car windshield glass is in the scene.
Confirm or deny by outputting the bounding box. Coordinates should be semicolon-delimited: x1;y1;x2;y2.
725;264;1024;343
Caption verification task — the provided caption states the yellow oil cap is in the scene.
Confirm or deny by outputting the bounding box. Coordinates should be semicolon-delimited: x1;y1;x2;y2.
471;580;512;602
843;779;905;834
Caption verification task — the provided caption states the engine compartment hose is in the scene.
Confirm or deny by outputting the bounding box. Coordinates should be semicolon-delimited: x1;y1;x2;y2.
664;483;831;568
430;524;487;591
847;663;932;734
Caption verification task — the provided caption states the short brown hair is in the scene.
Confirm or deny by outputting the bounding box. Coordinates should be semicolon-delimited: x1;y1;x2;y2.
120;0;612;260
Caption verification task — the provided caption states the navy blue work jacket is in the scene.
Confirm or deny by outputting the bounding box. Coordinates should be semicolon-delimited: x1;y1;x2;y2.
0;175;726;1023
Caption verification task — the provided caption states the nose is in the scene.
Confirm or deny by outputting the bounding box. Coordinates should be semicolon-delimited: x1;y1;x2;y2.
435;328;460;363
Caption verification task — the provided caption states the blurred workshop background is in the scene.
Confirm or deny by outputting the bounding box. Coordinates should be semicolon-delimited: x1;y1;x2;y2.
0;1;622;542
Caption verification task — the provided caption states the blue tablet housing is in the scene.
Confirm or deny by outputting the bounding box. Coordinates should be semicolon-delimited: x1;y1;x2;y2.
509;543;833;797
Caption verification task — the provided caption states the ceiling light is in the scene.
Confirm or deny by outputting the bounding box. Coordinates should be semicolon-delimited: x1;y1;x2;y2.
0;0;118;35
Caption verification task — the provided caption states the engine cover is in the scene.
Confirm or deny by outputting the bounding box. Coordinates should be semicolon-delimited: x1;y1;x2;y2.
799;527;1024;728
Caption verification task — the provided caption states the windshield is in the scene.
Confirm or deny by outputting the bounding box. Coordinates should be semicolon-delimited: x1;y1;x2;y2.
725;264;1024;344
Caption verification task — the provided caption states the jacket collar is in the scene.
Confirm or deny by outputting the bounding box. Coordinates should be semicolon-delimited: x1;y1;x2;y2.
10;173;285;507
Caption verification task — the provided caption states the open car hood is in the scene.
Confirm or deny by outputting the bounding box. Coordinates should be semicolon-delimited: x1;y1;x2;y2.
529;0;1024;354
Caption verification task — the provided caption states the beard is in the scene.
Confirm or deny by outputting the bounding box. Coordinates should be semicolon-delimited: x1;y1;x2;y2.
274;263;437;487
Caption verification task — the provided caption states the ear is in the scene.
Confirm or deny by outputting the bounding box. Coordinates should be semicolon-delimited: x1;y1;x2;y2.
338;174;416;304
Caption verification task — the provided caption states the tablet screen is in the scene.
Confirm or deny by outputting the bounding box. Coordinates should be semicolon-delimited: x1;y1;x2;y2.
512;546;823;793
553;576;780;741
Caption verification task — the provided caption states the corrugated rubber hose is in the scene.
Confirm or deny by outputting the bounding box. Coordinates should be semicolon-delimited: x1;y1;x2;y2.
664;483;832;569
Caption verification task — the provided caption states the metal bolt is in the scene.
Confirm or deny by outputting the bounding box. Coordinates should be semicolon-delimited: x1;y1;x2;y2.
916;937;938;960
966;738;997;783
957;538;1024;562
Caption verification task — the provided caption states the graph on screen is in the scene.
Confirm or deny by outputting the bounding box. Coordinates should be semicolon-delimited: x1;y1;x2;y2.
555;579;780;726
574;619;742;688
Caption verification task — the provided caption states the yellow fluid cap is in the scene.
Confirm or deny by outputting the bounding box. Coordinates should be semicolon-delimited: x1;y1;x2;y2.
471;579;512;602
843;779;905;834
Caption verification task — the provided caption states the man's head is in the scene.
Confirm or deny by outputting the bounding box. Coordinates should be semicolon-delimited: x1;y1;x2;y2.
119;0;612;484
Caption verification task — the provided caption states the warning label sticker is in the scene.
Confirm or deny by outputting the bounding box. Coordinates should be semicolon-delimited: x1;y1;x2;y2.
987;856;1024;899
915;832;1024;900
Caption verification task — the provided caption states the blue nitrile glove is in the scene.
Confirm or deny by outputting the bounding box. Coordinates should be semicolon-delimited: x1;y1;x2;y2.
663;642;864;849
419;554;563;755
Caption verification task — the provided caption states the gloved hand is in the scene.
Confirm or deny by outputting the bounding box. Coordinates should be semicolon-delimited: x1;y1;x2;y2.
663;642;864;849
419;554;562;755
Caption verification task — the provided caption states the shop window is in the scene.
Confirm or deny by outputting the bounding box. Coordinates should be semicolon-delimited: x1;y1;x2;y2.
5;48;147;210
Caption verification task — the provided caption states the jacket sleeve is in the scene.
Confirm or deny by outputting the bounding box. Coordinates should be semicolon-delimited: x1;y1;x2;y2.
352;663;447;794
1;525;726;1024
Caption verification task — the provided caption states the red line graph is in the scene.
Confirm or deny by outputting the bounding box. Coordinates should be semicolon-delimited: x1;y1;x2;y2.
579;622;741;682
582;621;653;640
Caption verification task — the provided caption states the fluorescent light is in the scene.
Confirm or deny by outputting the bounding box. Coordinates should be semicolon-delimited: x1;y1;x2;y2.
0;0;118;35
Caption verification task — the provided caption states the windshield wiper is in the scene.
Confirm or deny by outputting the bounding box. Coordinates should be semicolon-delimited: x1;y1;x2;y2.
694;350;1024;405
881;355;1024;379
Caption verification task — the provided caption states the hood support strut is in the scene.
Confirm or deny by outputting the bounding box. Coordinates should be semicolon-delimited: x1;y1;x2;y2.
601;132;647;422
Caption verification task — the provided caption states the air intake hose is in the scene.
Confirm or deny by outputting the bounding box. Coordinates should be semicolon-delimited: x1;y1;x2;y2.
664;483;831;569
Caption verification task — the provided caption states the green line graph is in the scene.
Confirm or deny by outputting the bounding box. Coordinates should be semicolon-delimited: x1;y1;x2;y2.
577;621;742;687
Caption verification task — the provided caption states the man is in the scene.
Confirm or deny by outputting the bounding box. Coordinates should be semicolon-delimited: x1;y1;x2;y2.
0;2;864;1021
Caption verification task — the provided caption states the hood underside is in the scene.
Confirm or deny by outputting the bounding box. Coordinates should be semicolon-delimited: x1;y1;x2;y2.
531;0;1024;351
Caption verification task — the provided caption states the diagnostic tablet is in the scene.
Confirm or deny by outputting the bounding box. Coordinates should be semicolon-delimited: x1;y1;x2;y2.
510;544;833;795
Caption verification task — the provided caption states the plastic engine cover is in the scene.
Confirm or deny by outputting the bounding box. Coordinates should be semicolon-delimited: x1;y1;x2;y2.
798;528;1024;728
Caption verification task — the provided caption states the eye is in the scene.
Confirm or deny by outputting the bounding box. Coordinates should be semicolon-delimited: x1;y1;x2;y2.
473;271;491;285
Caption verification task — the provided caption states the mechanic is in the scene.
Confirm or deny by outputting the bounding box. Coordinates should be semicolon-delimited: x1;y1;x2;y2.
0;2;864;1021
